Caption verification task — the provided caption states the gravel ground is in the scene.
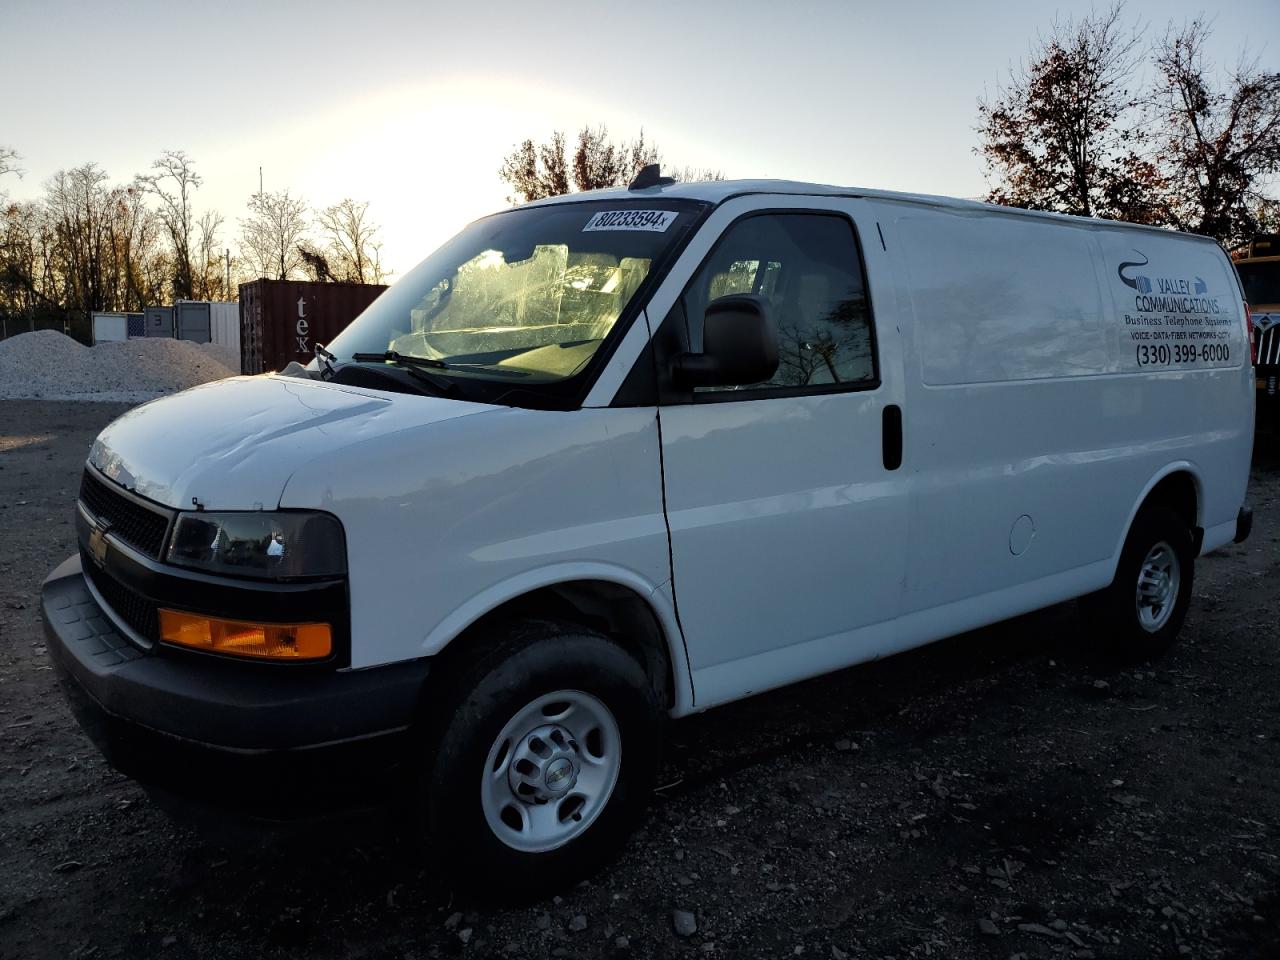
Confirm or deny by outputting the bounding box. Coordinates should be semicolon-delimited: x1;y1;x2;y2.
1;400;1279;960
0;331;238;402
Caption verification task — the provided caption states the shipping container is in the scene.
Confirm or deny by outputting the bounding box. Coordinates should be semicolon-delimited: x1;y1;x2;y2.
170;300;240;357
90;312;128;344
175;301;211;343
237;279;387;374
209;301;239;363
143;306;173;337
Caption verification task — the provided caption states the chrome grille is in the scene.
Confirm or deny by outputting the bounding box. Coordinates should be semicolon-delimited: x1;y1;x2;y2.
78;469;172;560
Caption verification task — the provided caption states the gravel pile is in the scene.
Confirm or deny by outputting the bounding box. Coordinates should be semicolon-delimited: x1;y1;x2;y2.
0;331;240;402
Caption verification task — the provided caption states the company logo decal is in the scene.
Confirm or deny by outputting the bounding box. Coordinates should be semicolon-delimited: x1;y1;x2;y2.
1117;247;1233;370
1118;251;1152;293
1118;249;1217;308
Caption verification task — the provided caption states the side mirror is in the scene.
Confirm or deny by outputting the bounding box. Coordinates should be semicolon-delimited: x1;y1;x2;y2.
672;295;779;390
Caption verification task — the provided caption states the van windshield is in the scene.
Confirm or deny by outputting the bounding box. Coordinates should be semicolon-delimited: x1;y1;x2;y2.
1238;261;1280;306
326;200;703;389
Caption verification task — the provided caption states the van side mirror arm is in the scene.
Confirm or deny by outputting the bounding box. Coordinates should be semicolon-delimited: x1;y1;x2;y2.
671;352;724;390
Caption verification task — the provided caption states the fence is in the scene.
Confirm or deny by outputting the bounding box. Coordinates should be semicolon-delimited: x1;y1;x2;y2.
0;309;91;345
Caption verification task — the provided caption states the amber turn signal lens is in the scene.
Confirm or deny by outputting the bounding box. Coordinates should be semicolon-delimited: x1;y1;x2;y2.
158;609;332;660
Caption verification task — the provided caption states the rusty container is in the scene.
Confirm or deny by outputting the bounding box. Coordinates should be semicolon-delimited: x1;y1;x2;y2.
238;279;388;374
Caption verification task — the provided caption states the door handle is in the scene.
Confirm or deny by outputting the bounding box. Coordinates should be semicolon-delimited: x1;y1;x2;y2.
882;405;903;471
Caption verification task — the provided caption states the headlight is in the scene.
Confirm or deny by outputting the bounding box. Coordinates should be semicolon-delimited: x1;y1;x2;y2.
166;511;346;579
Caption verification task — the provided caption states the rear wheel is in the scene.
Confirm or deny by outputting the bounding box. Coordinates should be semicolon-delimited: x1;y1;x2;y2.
420;620;662;898
1082;504;1194;663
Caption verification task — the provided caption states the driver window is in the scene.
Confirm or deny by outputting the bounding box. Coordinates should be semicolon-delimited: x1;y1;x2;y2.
681;213;876;393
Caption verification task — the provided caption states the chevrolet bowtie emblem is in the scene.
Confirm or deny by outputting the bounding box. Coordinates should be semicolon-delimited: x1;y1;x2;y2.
87;522;110;568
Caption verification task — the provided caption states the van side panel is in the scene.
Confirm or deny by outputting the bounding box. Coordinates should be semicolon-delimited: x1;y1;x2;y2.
880;202;1251;627
1091;226;1253;539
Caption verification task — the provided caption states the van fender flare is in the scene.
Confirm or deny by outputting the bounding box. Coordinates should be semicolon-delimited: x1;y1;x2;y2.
1106;461;1204;578
420;562;694;715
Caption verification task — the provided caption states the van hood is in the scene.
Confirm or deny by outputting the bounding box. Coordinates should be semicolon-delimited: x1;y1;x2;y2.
89;375;494;510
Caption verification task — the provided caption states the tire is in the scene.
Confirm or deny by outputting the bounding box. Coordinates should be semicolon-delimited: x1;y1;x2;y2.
420;619;662;899
1081;504;1195;663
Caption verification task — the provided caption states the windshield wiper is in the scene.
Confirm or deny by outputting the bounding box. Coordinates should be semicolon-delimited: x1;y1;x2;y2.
349;351;457;396
352;350;449;370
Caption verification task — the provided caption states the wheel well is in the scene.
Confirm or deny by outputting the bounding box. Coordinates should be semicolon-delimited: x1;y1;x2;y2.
1142;471;1199;531
434;581;677;711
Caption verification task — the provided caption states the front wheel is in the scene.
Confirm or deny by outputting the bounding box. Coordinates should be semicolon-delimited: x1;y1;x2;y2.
421;620;662;898
479;689;622;854
1082;504;1195;663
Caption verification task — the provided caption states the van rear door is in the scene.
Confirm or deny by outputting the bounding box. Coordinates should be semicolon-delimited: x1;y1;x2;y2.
649;196;908;708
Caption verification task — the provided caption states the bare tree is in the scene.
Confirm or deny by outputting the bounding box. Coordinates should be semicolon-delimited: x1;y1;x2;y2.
664;165;726;184
1;199;57;330
499;133;571;203
138;150;202;299
540;131;572;198
193;210;226;300
315;198;386;282
1151;19;1280;246
0;150;36;332
572;125;626;191
621;129;663;183
977;3;1156;221
1;165;174;335
497;140;540;203
499;125;719;203
44;164;115;313
0;147;22;201
102;183;159;311
238;189;309;280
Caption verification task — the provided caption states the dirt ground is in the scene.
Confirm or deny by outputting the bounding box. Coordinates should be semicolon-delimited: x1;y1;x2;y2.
1;399;1279;960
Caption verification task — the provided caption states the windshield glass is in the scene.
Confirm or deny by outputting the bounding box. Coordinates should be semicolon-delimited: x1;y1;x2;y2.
326;200;703;385
1239;262;1280;306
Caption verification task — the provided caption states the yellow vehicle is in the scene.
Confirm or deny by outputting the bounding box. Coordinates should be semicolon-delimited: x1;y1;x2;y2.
1233;236;1280;412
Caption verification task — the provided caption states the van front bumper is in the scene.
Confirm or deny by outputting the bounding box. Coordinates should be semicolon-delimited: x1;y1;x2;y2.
42;554;429;818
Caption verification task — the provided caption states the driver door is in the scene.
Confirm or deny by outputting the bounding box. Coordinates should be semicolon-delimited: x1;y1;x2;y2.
650;196;908;708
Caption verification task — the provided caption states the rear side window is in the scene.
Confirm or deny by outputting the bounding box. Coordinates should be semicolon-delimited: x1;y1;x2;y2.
680;213;877;393
899;212;1107;385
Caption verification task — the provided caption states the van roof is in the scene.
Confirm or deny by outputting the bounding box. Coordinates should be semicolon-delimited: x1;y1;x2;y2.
523;178;1216;242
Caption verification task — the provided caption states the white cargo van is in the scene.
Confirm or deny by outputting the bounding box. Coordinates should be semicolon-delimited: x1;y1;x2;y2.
43;171;1254;894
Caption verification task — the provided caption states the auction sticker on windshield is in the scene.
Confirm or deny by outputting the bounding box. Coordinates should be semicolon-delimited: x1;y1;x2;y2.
583;210;678;232
1113;248;1238;371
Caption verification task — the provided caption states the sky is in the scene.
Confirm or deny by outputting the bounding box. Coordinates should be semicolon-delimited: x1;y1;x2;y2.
2;0;1277;277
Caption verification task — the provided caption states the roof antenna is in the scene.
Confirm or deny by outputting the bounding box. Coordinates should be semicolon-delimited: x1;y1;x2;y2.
629;163;676;191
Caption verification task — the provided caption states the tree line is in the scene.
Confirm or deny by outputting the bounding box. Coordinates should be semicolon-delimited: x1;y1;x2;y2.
0;148;387;337
4;6;1275;343
500;14;1278;250
498;124;722;203
977;7;1280;247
